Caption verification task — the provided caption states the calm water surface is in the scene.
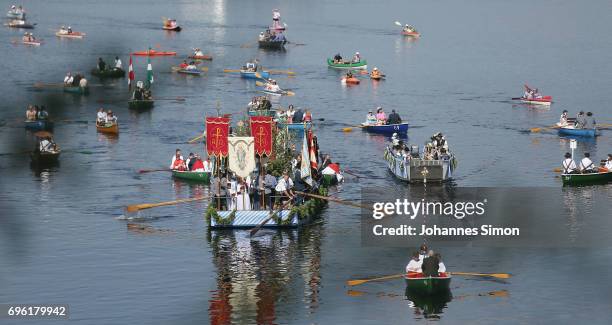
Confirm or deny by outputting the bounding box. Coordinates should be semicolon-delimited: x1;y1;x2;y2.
1;0;611;324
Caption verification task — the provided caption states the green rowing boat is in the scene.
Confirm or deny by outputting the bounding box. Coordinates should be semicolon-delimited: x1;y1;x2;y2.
561;171;612;186
128;99;154;110
404;273;451;295
172;170;211;183
91;68;126;78
327;58;368;70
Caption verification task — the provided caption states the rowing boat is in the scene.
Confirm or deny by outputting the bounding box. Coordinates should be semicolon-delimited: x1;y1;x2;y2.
162;25;182;31
327;58;368;70
6;20;35;29
96;122;118;135
558;126;598;137
341;77;360;84
188;55;213;60
31;150;61;165
361;123;409;134
63;86;89;95
132;50;177;56
370;74;384;80
128;99;154;110
24;120;53;131
515;96;552;105
258;39;287;50
55;31;85;39
91;68;125;78
176;69;202;75
172;170;211;183
401;31;420;37
384;146;457;183
240;70;270;79
405;272;451;295
22;40;41;46
561;171;612;186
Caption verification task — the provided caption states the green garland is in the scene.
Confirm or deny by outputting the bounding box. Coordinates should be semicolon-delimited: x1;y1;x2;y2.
205;205;237;226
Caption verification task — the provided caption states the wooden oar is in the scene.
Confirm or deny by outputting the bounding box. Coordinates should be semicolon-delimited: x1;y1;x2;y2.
223;69;241;73
294;191;368;209
347;273;404;286
267;70;296;75
249;200;293;237
126;195;209;213
33;82;65;88
451;272;511;279
529;125;558;133
342;125;365;132
188;133;205;143
395;21;403;27
344;169;365;179
138;168;171;174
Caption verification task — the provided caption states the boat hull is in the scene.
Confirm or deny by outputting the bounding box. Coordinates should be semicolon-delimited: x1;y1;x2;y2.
258;39;286;50
7;22;35;29
562;171;612;186
404;273;452;295
23;41;41;46
517;96;552;105
240;70;270;79
55;32;84;39
96;123;118;135
24;120;53;131
558;127;598;137
177;69;202;75
341;77;360;84
361;123;409;134
172;170;211;183
163;26;182;31
188;55;212;60
30;151;61;165
91;68;125;78
327;58;368;70
385;147;456;183
401;31;421;37
128;99;154;110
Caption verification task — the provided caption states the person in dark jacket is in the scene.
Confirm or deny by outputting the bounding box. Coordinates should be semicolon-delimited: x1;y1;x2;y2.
421;250;440;277
387;109;402;125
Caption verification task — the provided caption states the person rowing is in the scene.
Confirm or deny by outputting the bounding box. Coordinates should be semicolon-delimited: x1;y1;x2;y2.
265;79;281;93
96;108;107;126
58;25;68;35
97;57;106;71
170;149;186;171
575;111;586;128
193;48;204;57
387;109;402;125
114;56;122;70
558;110;569;127
67;26;73;34
333;53;343;63
421;250;440;277
105;110;117;125
164;18;177;29
38;135;58;154
370;67;382;79
352;51;361;63
579;152;596;173
63;72;73;85
405;252;422;273
179;60;188;69
605;154;612;172
562;152;577;174
584;112;596;129
403;24;416;33
244;60;258;72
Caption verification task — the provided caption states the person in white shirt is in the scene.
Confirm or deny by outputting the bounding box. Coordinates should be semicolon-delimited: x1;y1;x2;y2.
105;110;117;124
352;52;361;63
59;25;68;35
406;252;422;273
79;77;88;88
39;137;56;153
605;154;612;171
275;172;295;205
259;32;266;41
266;80;281;92
391;133;400;146
193;48;204;57
203;157;213;173
96;108;107;125
286;105;296;123
559;110;569;126
579;152;595;173
562;152;577;174
436;253;446;273
114;56;122;69
64;72;73;85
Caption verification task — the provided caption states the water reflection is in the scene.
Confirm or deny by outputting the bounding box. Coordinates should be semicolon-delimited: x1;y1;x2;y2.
405;287;452;320
207;225;322;323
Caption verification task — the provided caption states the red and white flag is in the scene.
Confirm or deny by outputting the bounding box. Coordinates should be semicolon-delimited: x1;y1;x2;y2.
128;55;134;89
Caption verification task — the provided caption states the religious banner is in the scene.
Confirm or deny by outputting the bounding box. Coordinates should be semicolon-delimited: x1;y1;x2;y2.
249;116;274;156
206;117;230;157
228;137;256;179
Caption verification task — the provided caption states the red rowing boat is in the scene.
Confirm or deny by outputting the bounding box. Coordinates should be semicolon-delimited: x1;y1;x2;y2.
132;50;177;56
401;31;420;37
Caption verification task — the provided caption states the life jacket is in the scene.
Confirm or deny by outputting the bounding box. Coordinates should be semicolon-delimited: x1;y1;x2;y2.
172;158;185;170
192;160;204;170
303;112;312;122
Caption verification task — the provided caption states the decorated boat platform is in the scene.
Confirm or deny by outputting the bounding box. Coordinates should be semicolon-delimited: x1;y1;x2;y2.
384;146;456;182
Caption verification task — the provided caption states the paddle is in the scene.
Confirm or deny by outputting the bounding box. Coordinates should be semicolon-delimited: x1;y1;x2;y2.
138;168;171;174
249;200;293;237
344;169;365;179
294;191;369;209
346;271;511;286
267;70;296;76
529;125;558;133
395;21;403;27
126;195;209;213
342;125;365;132
223;69;241;73
188;133;205;143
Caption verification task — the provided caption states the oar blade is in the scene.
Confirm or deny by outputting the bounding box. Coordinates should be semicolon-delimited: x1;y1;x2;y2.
530;128;541;133
342;127;353;132
346;279;368;286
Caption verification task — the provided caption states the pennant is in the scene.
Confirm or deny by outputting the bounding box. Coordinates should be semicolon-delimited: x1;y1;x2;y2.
228;137;256;179
249;116;273;156
146;56;154;88
206;117;230;157
301;128;313;186
128;55;134;90
308;130;318;171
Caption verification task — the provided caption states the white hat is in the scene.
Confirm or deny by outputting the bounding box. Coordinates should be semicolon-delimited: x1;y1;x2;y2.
392;132;398;138
373;67;378;70
356;51;360;54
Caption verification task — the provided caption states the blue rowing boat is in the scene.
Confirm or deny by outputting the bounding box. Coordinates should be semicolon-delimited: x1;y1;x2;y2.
24;120;53;131
177;69;202;75
361;123;409;135
240;70;270;79
558;126;598;137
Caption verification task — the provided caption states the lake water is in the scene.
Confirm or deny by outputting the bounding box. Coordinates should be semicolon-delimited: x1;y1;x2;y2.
1;0;611;324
